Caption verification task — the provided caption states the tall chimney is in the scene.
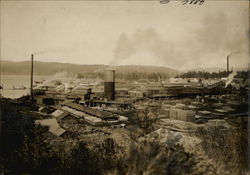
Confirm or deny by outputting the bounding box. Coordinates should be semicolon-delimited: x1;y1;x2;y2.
30;54;34;102
104;70;115;101
227;55;229;76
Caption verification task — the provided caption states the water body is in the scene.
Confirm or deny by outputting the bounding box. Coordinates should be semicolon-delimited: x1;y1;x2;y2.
0;75;49;99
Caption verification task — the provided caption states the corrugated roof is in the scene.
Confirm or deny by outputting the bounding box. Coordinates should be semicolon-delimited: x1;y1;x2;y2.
64;102;117;119
35;119;66;136
51;109;69;120
61;106;85;117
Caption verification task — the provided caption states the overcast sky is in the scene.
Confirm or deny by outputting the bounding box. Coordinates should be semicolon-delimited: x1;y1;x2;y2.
1;0;249;70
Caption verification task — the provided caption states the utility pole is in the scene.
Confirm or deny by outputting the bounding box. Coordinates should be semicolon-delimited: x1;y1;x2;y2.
227;55;229;76
30;54;34;102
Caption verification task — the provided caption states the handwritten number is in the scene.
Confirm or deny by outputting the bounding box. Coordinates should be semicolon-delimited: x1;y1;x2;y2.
181;0;204;5
160;0;204;5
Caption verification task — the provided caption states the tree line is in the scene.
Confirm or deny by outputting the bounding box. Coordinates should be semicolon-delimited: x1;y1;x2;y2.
76;71;174;81
176;70;249;79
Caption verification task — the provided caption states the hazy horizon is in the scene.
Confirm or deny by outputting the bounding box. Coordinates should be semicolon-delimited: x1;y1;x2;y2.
3;59;249;72
1;1;249;70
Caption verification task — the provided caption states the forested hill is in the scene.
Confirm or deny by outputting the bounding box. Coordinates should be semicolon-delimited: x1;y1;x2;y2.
1;60;178;77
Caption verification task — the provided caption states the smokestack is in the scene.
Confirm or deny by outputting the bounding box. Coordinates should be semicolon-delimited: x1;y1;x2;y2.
227;55;229;76
104;70;115;101
30;54;34;102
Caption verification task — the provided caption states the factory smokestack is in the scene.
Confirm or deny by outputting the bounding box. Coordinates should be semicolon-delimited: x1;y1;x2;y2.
30;54;34;102
104;70;115;101
227;55;229;76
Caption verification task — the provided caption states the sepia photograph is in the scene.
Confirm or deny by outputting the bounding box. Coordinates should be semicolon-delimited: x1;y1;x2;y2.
0;0;249;174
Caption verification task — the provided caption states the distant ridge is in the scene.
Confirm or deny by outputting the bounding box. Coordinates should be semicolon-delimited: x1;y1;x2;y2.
1;60;178;76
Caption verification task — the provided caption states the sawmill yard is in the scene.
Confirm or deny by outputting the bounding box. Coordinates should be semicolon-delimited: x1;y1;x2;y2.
1;69;248;175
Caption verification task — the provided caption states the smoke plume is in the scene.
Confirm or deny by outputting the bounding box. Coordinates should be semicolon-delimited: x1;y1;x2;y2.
228;50;241;57
111;11;248;69
111;28;178;67
225;71;237;88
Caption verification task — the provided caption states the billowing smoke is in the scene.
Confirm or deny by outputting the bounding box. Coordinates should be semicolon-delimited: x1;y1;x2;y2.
228;50;241;57
111;11;248;69
35;71;80;94
111;28;177;67
194;12;246;53
225;70;237;88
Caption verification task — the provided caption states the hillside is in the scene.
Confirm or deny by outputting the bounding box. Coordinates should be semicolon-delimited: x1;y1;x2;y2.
1;60;178;76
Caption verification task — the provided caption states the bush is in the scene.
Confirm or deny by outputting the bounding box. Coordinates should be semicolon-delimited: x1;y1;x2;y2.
196;119;248;174
112;136;228;175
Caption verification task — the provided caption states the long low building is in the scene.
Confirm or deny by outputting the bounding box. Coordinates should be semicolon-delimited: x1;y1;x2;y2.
63;102;118;120
61;106;85;118
61;102;128;126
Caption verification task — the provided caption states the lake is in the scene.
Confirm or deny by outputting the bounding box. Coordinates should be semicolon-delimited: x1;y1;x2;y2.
1;75;49;99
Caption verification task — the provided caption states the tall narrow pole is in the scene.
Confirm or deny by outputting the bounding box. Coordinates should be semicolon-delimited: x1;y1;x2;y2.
227;55;229;76
30;54;34;102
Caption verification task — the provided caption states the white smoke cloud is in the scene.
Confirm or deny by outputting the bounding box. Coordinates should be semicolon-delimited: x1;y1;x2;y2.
111;11;248;69
225;71;237;88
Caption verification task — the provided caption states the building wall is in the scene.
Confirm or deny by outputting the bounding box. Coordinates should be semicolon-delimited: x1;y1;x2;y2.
169;106;195;123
